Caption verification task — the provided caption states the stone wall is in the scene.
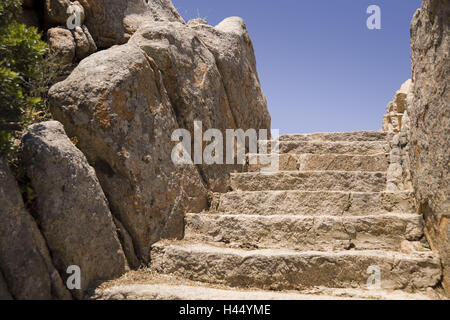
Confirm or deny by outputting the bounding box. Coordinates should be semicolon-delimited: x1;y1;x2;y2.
408;0;450;295
383;80;413;192
382;80;412;134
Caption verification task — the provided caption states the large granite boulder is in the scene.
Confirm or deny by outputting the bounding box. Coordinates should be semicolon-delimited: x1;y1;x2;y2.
77;0;184;48
0;158;71;300
129;21;236;135
409;0;450;295
130;21;242;191
48;1;269;264
130;17;271;191
48;45;208;262
190;17;271;132
22;121;129;299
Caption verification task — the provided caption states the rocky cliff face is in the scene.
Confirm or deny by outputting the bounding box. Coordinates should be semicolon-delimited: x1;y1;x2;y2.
382;80;413;193
1;0;270;299
78;0;184;48
49;43;209;262
48;1;270;265
22;121;129;299
408;0;450;294
0;157;71;300
4;0;447;300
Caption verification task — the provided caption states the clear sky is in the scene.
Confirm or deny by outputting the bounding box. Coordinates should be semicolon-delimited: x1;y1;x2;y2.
172;0;422;134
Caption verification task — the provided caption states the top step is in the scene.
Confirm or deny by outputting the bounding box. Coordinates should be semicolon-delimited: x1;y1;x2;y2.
279;131;391;142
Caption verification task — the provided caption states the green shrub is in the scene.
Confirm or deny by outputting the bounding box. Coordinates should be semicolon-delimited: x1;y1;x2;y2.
0;0;49;158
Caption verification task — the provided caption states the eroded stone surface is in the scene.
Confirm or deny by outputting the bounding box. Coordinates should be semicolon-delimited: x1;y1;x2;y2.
128;19;271;191
47;27;76;66
279;131;390;142
73;25;97;60
49;45;208;262
191;17;271;132
408;0;450;294
383;80;412;133
22;121;129;298
185;213;424;251
213;191;416;216
279;140;389;155
129;21;238;192
247;153;389;172
151;242;441;292
297;154;389;172
78;0;184;48
0;158;70;300
45;0;82;26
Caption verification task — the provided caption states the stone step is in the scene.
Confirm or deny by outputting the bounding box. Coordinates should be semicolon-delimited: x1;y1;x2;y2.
94;283;437;300
213;190;416;216
150;242;441;292
184;213;424;251
279;140;390;155
258;140;390;155
279;131;391;142
230;171;387;192
246;153;389;172
258;140;389;155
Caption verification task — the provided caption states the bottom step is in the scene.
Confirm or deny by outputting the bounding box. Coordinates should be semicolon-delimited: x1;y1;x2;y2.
94;283;437;300
151;242;441;292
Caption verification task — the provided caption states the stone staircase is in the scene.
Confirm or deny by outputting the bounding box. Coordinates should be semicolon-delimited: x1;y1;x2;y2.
96;131;443;300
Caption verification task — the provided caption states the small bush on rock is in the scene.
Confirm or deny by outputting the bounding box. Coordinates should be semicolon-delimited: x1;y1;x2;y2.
0;0;49;158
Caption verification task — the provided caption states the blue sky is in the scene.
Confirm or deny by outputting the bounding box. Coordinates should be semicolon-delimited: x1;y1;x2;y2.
172;0;421;134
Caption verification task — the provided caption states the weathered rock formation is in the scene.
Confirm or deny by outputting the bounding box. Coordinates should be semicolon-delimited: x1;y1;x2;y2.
47;27;76;65
4;0;448;300
383;80;412;133
24;1;97;66
22;121;129;298
48;3;270;263
48;44;210;262
190;17;271;131
408;0;450;294
47;25;96;66
128;18;270;191
78;0;184;48
0;158;71;300
382;80;413;192
1;0;269;299
72;25;97;60
382;0;449;296
45;0;84;26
